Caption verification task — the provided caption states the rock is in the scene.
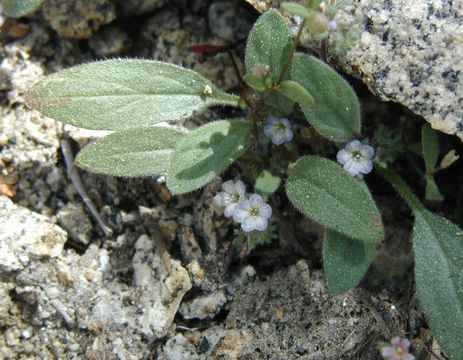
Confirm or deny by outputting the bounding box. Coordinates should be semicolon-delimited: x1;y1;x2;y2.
0;196;67;273
57;202;93;245
115;0;166;17
132;234;192;338
208;0;256;43
42;0;116;38
245;0;463;140
160;334;200;360
180;290;228;320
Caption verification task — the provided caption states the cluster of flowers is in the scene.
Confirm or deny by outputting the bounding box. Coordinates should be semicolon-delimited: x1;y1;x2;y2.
214;180;272;233
265;115;375;177
381;337;414;360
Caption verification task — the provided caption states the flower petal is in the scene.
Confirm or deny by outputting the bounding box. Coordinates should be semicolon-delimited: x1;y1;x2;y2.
241;219;256;232
224;202;239;217
381;347;395;357
358;159;373;174
214;192;230;207
234;180;246;196
336;149;350;165
343;159;360;176
360;144;375;159
254;217;268;231
233;207;249;223
345;139;362;151
222;180;236;194
260;203;272;219
249;194;263;207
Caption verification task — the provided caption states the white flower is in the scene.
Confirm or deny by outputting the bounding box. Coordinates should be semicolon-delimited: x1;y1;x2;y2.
214;180;246;217
233;194;272;232
264;116;293;146
336;139;374;176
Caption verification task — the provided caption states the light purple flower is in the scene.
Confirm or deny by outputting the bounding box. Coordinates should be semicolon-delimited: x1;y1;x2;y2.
381;337;414;360
233;194;272;232
328;20;338;31
337;139;375;176
264;116;293;146
214;180;246;217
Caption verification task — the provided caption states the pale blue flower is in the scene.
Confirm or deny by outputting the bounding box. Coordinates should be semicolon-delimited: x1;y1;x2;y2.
233;194;272;232
381;337;414;360
214;180;246;217
264;116;293;146
337;140;374;176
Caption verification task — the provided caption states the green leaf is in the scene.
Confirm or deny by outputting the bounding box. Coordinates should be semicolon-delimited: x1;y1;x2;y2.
286;155;384;243
307;0;323;10
421;123;439;173
425;176;444;202
323;229;377;294
291;53;361;142
255;170;281;198
167;120;252;195
244;74;267;93
26;59;240;130
75;127;185;177
3;0;44;17
276;80;315;108
413;210;463;360
281;3;312;18
245;9;293;82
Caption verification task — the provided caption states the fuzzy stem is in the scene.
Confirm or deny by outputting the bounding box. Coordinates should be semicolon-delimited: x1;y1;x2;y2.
277;19;307;84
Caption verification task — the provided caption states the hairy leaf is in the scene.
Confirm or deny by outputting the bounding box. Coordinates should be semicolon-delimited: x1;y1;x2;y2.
277;80;314;108
291;53;361;141
323;229;377;294
281;3;312;18
413;210;463;360
286;156;384;243
3;0;44;17
75;127;185;177
26;59;240;130
245;9;293;82
255;170;281;198
421;123;439;173
167;120;252;195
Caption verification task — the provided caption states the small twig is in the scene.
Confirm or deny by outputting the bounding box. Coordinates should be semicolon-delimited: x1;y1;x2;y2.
61;138;113;237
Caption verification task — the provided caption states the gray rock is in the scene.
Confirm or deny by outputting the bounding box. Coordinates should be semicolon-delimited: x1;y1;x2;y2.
0;196;67;273
57;202;93;245
246;0;463;140
42;0;116;38
116;0;166;17
179;290;228;320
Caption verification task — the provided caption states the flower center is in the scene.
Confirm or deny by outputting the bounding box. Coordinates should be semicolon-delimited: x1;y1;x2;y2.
274;122;287;134
250;207;260;217
351;150;363;161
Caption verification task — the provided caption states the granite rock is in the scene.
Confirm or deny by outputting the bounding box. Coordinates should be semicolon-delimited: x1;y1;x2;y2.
42;0;116;38
246;0;463;140
0;196;67;273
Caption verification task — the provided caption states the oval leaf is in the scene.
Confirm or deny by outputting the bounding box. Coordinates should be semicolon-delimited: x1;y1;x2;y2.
167;120;252;195
421;123;439;173
3;0;44;17
254;170;281;199
413;210;463;360
286;155;384;243
26;59;240;130
245;9;293;82
281;3;312;18
291;53;361;142
323;229;377;295
277;80;315;108
75;127;185;177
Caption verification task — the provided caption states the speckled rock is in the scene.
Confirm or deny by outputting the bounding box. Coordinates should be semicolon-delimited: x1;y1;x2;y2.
115;0;166;16
42;0;116;38
0;196;67;273
246;0;463;140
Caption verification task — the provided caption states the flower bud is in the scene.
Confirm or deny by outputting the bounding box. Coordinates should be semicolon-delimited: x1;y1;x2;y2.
439;149;459;170
307;12;329;34
252;64;270;78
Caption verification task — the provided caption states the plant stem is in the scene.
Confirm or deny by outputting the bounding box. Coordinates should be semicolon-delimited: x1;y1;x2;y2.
277;19;307;84
376;166;425;213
